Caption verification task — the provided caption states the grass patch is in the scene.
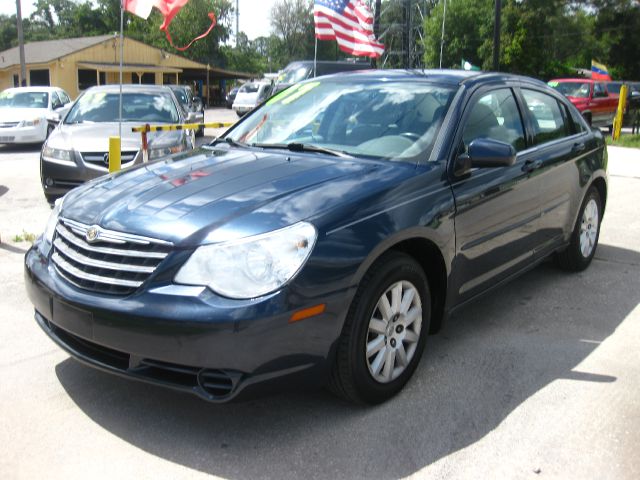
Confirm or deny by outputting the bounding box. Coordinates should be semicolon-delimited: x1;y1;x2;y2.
13;230;38;243
606;134;640;148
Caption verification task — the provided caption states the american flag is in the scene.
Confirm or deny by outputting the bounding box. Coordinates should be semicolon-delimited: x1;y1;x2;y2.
314;0;384;58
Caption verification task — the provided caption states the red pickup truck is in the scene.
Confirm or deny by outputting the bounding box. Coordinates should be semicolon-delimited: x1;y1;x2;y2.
548;78;619;128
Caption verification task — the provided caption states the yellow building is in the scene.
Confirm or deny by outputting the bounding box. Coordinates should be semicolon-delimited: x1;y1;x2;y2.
0;35;251;103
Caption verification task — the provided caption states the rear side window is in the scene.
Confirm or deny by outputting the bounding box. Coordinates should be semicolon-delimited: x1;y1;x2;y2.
462;88;526;152
522;90;568;145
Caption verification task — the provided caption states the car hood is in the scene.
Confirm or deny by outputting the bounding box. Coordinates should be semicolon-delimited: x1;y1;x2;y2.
0;107;48;121
61;146;411;246
49;122;184;152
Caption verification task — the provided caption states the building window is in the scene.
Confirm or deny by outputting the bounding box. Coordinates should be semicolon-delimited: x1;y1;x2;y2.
78;69;106;91
13;74;19;87
29;69;50;86
133;72;155;84
163;73;176;84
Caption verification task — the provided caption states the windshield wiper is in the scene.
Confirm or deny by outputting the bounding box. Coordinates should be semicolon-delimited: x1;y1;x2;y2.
210;137;247;148
253;142;353;158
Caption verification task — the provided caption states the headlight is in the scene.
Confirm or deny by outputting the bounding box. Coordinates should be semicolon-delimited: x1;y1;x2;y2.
175;222;317;299
44;197;63;244
42;145;73;162
148;143;186;160
19;118;41;127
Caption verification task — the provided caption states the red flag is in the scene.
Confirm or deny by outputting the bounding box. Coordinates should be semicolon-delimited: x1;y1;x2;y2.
123;0;216;51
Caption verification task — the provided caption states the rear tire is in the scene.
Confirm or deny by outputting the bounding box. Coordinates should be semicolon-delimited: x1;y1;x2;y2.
555;186;602;271
328;252;431;404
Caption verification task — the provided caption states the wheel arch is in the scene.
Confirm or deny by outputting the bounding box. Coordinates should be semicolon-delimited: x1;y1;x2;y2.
591;175;607;214
351;233;450;335
390;238;448;334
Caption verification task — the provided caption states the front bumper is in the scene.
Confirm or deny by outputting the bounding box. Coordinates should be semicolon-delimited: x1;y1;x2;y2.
25;243;351;402
0;124;46;143
40;150;140;200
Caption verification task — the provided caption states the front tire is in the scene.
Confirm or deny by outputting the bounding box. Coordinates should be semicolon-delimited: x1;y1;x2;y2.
555;186;602;271
329;252;431;404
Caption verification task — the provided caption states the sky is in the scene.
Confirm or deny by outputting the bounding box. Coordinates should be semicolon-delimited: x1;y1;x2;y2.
0;0;279;40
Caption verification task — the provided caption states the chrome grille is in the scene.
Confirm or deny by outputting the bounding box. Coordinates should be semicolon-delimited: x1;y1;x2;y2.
80;150;138;169
0;122;19;128
52;218;172;295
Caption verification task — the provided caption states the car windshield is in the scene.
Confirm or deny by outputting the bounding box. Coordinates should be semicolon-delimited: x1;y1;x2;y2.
239;83;262;94
549;82;590;98
277;65;311;86
64;91;180;124
226;79;456;161
0;90;49;108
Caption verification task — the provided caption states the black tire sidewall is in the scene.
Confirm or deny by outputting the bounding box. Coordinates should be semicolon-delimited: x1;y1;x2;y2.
571;187;602;269
347;253;431;403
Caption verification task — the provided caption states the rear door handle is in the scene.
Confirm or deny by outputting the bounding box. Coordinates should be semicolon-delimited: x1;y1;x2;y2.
522;159;542;173
572;142;586;153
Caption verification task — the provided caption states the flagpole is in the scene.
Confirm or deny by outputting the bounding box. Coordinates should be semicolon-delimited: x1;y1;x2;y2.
439;0;447;69
314;38;318;78
119;1;124;141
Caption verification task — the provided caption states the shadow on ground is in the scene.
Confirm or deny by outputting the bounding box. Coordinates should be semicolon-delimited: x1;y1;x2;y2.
54;244;640;479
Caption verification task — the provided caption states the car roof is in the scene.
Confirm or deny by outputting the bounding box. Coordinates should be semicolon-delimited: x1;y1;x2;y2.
2;86;64;93
80;84;174;94
549;78;596;83
315;69;550;89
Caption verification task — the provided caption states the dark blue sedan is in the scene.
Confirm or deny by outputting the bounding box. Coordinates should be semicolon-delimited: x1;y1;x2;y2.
25;70;607;404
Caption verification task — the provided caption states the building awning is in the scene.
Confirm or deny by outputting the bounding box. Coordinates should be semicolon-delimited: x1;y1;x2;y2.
77;62;182;74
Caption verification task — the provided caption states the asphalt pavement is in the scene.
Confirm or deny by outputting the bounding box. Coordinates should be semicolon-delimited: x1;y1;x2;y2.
0;124;638;479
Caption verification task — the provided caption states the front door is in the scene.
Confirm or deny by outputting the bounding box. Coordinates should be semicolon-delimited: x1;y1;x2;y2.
449;87;542;303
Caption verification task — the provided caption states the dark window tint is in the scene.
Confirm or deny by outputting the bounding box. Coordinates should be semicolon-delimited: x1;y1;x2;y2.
593;83;607;98
51;91;62;109
462;88;526;151
522;90;569;145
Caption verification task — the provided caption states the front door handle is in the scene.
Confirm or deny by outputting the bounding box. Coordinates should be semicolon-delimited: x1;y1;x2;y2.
572;142;586;153
522;159;542;173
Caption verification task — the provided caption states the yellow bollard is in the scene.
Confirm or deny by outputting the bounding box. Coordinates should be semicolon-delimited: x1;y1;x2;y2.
612;85;628;141
108;136;121;173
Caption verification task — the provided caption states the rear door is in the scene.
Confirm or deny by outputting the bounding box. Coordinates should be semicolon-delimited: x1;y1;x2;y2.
518;88;590;256
449;86;543;303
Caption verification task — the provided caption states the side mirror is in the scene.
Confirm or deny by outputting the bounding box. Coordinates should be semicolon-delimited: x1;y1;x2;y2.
54;105;71;122
186;111;199;123
455;138;516;176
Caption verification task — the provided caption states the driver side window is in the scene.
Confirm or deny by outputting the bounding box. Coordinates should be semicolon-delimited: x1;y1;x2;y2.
462;89;526;152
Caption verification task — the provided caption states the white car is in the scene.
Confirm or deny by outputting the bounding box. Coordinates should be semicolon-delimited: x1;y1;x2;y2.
0;86;72;144
232;81;272;116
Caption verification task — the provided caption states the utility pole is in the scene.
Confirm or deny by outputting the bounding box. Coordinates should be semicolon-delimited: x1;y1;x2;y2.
16;0;27;86
492;0;501;71
235;0;239;46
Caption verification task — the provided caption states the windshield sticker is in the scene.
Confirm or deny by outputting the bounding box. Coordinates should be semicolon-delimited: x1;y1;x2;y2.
281;82;320;105
547;81;559;87
266;84;301;106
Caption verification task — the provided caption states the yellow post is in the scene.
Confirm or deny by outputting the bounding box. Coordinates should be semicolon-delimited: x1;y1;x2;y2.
108;136;121;173
612;85;628;141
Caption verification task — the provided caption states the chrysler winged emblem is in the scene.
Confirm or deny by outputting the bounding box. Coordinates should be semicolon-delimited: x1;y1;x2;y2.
86;226;99;243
